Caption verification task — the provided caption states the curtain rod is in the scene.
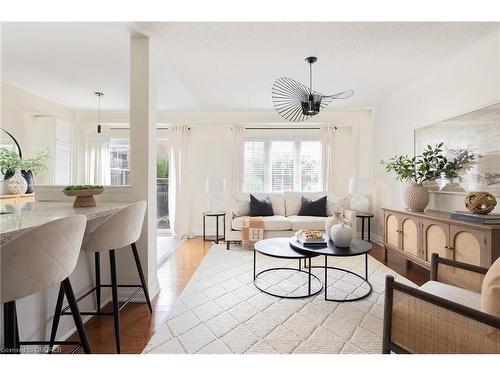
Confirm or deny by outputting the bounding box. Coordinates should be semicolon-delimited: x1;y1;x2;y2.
245;126;336;130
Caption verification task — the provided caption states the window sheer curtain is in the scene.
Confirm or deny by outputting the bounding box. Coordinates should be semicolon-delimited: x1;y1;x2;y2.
321;125;336;192
85;139;111;185
168;126;191;238
230;125;245;193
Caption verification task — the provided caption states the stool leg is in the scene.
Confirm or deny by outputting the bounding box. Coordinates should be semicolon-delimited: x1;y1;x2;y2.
62;278;91;354
131;243;153;313
95;252;101;313
109;249;121;353
48;283;65;353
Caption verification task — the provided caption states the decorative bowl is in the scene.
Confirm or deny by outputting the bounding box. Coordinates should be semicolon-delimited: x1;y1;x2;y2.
63;186;104;207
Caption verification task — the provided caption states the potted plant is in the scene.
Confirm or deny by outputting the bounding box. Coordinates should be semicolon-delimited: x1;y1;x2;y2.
63;184;104;207
441;148;476;192
380;143;448;211
0;149;50;194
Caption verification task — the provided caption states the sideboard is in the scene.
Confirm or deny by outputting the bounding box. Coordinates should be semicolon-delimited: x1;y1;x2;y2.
381;207;500;269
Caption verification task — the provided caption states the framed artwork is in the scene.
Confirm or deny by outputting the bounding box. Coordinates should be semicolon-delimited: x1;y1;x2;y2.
414;103;500;196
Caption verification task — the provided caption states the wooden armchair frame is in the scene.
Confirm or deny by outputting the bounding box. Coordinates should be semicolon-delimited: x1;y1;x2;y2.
382;253;500;354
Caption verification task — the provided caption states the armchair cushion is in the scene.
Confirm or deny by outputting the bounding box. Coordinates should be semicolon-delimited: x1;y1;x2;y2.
419;281;481;310
481;257;500;318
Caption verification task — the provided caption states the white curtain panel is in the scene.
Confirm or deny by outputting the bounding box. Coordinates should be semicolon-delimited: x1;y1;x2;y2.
85;141;111;185
230;125;245;193
168;126;191;238
321;125;336;192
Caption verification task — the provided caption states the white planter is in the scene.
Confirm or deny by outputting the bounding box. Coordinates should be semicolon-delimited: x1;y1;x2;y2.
404;183;429;212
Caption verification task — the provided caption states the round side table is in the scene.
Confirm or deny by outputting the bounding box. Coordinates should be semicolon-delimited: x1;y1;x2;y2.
202;211;226;244
356;212;374;242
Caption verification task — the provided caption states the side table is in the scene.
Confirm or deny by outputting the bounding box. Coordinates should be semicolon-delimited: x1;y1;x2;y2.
202;211;226;244
356;212;374;242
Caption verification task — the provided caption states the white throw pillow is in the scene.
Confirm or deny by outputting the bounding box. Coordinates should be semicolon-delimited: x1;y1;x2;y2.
232;196;250;217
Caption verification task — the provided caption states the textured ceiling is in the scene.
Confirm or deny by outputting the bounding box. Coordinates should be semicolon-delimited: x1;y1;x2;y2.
2;22;498;111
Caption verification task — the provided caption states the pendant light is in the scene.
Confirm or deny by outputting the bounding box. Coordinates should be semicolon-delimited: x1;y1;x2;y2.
88;91;111;144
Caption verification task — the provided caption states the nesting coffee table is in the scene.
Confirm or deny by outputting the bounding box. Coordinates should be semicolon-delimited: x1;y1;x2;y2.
253;237;373;302
289;238;373;302
253;238;323;299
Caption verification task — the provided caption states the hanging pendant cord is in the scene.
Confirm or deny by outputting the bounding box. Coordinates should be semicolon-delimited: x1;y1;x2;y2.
309;62;312;94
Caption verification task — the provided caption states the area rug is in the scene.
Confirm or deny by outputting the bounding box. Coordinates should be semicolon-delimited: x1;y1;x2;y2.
144;244;416;354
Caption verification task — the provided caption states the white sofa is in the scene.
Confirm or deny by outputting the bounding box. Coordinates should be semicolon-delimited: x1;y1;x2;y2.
225;191;356;249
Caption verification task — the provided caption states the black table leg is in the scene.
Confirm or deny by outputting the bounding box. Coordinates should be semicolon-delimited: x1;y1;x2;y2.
4;301;18;353
365;253;368;281
223;215;226;241
308;257;311;295
215;216;219;244
361;218;365;240
324;256;328;300
202;215;206;242
368;218;371;242
253;248;256;280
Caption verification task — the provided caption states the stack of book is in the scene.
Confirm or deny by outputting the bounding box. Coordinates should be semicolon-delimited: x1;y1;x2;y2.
450;211;500;224
296;230;327;247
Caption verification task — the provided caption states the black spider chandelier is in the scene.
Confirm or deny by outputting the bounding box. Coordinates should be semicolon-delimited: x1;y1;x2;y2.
272;56;354;122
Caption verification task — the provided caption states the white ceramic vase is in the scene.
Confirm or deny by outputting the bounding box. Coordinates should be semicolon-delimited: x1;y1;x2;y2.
324;211;344;240
8;167;28;195
330;223;353;248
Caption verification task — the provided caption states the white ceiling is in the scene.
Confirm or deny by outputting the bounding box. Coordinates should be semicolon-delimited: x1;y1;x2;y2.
2;22;498;111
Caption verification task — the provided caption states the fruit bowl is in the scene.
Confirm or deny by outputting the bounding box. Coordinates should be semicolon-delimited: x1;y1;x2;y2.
63;185;104;207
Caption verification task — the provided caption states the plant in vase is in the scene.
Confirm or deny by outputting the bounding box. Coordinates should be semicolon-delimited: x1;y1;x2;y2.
380;143;449;212
0;149;50;194
441;149;476;192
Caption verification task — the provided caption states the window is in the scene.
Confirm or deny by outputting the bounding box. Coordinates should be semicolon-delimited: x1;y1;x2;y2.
110;139;130;185
243;140;322;192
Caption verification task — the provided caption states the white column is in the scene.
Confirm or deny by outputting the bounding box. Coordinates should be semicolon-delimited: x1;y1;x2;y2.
127;36;159;297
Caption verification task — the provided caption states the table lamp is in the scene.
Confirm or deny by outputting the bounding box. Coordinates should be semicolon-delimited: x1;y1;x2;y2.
205;177;226;213
348;177;370;213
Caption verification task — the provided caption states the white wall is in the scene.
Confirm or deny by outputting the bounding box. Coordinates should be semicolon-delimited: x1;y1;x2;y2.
373;29;500;238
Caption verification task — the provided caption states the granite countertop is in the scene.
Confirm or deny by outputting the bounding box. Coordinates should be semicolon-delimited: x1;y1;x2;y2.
1;201;129;244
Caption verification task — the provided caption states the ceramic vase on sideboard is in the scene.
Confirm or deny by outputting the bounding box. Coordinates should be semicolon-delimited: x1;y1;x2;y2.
404;182;429;212
8;167;28;195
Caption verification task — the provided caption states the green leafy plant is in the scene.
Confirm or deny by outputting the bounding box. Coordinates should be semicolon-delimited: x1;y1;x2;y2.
64;185;104;191
443;148;476;179
157;157;169;178
0;149;50;175
380;143;449;184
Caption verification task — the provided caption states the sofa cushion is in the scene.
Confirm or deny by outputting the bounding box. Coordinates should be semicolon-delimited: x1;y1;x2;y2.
481;257;500;317
250;194;274;217
284;191;346;216
287;215;327;231
298;196;327;217
419;281;481;311
232;193;286;217
231;215;291;231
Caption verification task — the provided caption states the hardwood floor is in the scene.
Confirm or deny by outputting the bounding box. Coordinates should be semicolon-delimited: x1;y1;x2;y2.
64;238;429;354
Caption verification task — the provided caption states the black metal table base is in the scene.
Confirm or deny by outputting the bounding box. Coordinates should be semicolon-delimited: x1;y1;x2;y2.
312;254;372;302
253;250;322;299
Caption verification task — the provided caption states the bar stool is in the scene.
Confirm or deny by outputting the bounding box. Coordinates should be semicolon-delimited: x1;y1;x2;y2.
50;201;152;354
1;215;91;354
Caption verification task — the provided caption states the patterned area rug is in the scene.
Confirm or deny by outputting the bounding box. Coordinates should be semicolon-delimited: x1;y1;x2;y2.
144;244;416;354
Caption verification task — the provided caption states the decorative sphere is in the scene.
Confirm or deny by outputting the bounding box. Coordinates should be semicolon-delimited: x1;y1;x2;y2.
465;191;497;214
330;223;353;248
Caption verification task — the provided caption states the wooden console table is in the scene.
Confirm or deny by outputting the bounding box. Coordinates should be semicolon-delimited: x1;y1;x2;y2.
381;207;500;269
0;193;35;205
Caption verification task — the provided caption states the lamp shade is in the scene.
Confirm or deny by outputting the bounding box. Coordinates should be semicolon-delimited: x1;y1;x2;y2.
348;178;370;195
205;177;226;194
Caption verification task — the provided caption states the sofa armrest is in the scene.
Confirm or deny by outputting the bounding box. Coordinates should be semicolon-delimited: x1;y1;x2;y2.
343;209;357;236
383;275;500;354
430;253;488;294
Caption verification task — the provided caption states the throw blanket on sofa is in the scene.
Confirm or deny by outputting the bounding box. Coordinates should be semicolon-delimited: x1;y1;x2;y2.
241;216;264;249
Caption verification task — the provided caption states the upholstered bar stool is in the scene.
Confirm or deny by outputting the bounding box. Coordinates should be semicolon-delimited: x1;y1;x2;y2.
50;201;152;354
1;215;91;354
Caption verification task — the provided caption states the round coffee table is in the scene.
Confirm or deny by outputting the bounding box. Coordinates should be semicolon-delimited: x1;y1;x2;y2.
253;238;323;299
289;238;373;302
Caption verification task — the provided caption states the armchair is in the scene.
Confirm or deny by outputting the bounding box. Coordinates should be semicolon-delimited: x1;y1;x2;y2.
382;253;500;354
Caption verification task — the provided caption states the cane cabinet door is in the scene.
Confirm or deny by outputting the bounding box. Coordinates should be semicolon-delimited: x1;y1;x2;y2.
423;219;451;261
400;215;422;258
385;212;400;248
450;225;486;267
